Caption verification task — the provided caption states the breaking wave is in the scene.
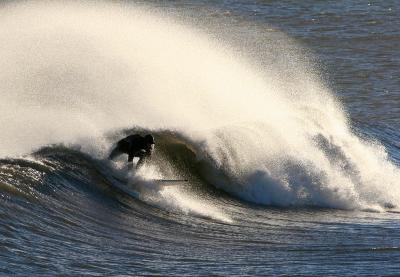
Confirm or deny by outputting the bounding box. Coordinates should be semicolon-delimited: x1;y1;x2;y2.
0;1;399;212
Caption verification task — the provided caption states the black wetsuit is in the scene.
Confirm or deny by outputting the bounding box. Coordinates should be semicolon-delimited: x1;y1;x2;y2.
109;134;154;169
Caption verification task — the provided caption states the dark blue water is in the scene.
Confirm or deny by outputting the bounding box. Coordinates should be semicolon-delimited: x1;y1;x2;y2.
1;1;400;276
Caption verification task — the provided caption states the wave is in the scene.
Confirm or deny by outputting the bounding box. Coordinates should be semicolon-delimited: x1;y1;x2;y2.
4;128;399;214
0;140;233;223
0;1;399;212
150;129;400;211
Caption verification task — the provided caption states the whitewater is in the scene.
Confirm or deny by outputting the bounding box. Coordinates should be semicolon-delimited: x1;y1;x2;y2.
1;1;400;275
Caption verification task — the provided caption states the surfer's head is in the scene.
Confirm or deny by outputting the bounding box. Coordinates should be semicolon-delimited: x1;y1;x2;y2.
145;134;155;144
145;134;155;151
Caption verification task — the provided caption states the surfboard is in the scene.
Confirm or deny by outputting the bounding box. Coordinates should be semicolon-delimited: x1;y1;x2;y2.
150;179;189;186
107;174;189;198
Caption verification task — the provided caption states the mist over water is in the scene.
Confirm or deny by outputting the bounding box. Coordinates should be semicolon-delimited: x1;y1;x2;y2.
0;0;399;212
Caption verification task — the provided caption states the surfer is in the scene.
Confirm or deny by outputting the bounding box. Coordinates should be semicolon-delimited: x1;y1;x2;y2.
108;134;155;169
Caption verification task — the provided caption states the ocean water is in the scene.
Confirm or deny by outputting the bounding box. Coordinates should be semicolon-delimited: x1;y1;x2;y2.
0;0;399;275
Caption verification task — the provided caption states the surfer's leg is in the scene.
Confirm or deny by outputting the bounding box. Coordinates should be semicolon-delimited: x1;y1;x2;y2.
109;139;131;160
108;147;123;160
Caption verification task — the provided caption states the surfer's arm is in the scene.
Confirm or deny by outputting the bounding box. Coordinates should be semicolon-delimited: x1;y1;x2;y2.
135;149;149;169
136;156;145;169
127;152;134;170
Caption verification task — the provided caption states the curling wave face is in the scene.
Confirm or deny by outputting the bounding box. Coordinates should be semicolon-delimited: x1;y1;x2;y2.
0;1;399;212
